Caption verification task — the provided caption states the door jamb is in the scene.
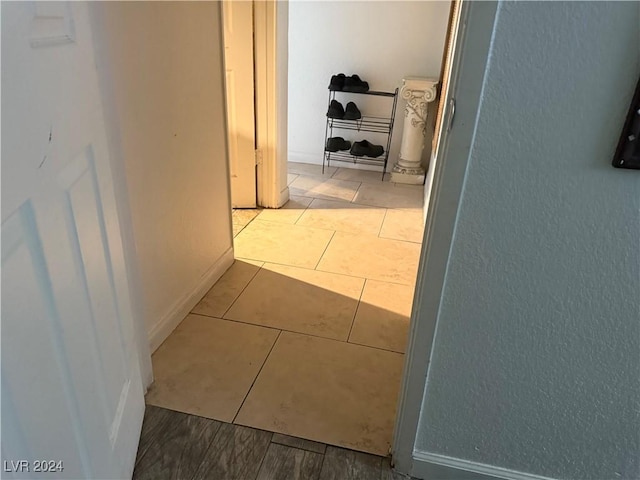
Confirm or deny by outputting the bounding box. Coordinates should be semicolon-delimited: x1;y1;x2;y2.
391;1;499;476
254;0;289;208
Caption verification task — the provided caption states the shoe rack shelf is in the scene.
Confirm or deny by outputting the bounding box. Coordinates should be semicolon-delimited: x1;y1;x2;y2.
323;88;399;180
327;115;392;134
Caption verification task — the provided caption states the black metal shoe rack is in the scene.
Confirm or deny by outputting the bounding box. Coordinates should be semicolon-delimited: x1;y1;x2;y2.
322;88;399;180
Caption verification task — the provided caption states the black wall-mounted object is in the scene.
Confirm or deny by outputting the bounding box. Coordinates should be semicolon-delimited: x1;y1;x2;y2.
613;77;640;169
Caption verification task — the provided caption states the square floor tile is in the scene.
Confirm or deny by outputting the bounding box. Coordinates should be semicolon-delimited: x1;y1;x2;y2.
288;162;337;177
232;209;262;226
234;332;404;456
317;232;421;285
234;220;334;268
352;183;423;209
225;263;364;341
332;168;389;184
379;208;425;244
289;175;360;202
146;315;279;423
296;198;386;236
287;173;299;186
256;195;313;225
349;280;414;353
192;260;263;318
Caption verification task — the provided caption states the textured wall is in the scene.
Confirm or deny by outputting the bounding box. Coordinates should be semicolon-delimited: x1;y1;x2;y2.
415;2;640;479
287;1;449;170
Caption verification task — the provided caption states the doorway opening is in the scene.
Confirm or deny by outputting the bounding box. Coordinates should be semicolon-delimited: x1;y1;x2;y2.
144;0;461;469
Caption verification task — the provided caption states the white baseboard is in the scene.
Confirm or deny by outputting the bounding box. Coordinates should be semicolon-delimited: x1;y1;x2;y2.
278;186;290;208
411;451;554;480
288;151;322;165
148;247;235;352
333;161;392;172
257;186;289;209
288;151;394;172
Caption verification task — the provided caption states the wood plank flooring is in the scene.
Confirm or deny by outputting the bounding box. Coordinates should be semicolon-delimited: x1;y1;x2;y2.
133;406;409;480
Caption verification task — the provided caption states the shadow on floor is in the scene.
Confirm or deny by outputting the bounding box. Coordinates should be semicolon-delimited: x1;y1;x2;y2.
146;260;413;457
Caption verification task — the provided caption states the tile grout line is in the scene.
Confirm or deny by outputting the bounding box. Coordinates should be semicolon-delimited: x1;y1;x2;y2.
350;181;362;202
256;259;369;282
294;224;387;237
352;197;423;210
350;181;364;204
378;233;423;245
293;198;315;226
377;208;389;238
313;230;336;270
346;339;406;355
196;308;403;355
190;312;283;335
270;436;328;455
374;236;424;247
232;208;262;228
220;263;264;319
312;263;416;287
231;329;283;425
346;278;367;344
295;194;357;205
236;254;416;288
243;214;421;246
232;223;246;238
212;312;372;347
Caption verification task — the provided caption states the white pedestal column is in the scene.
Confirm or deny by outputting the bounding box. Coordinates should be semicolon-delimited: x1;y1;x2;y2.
391;77;438;185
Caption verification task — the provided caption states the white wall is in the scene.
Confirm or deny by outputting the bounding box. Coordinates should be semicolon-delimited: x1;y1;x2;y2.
94;2;234;351
287;1;449;170
415;2;640;479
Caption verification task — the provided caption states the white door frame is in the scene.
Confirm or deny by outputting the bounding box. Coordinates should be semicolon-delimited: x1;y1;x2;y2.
223;0;258;208
391;2;499;477
254;0;289;209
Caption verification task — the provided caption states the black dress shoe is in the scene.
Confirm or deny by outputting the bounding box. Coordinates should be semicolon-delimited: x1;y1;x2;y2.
343;102;361;120
343;74;370;93
350;140;384;158
326;137;352;152
327;100;345;119
329;73;346;91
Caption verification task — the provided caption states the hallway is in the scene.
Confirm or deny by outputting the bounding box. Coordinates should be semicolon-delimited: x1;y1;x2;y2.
146;162;424;456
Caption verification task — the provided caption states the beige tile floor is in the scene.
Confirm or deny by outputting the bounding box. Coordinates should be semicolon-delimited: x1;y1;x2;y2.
147;162;425;456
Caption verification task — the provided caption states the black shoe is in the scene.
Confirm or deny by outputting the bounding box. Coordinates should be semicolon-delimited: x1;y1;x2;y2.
326;137;352;152
329;73;346;91
343;74;370;93
327;100;345;119
343;102;361;120
350;140;384;158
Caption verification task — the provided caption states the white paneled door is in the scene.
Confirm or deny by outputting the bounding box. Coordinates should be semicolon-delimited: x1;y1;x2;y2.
1;3;145;479
223;0;258;208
